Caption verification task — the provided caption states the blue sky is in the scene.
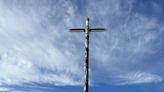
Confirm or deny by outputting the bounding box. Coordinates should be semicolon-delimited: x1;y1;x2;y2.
0;0;164;92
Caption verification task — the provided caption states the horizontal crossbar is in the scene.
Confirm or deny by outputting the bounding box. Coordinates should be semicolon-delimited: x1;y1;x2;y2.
69;28;106;32
90;28;106;32
69;29;85;32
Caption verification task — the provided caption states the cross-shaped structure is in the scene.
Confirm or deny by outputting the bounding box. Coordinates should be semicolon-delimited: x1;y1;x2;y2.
69;17;106;92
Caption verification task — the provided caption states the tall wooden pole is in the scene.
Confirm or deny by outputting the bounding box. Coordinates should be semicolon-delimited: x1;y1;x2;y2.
84;17;89;92
69;17;106;92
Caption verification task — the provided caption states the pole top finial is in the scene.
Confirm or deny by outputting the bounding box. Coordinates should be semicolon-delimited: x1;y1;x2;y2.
86;17;89;27
86;17;89;21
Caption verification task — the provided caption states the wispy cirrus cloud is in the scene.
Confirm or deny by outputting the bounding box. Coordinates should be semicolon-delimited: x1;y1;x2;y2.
0;0;83;87
0;0;164;91
87;0;164;85
0;87;10;92
113;72;163;85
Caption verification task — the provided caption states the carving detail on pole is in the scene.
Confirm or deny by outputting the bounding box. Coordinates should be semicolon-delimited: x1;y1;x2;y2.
69;17;106;92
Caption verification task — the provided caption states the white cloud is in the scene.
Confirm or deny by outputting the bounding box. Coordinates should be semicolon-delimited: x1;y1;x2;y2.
114;72;163;85
87;0;164;85
0;87;10;91
0;0;82;86
0;0;164;90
